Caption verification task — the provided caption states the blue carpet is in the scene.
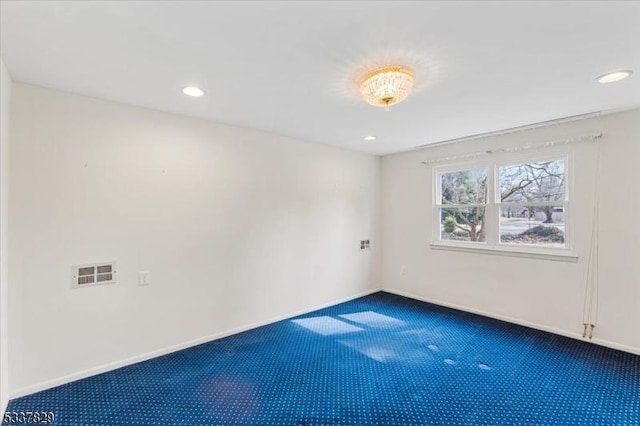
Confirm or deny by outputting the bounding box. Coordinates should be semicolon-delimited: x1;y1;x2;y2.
4;292;639;425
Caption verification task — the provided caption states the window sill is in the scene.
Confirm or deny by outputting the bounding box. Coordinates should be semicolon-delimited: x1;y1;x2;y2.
430;242;578;262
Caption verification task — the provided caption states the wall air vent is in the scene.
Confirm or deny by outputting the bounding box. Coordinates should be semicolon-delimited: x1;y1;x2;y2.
72;262;116;288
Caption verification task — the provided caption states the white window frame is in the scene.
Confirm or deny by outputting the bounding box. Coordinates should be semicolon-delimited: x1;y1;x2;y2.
431;148;577;262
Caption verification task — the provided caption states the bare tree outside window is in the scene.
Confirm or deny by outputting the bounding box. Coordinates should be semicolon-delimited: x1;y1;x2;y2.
499;159;566;246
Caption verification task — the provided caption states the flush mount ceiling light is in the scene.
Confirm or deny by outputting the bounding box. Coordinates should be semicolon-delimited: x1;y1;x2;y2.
182;86;205;97
596;70;632;84
359;65;415;111
363;135;377;141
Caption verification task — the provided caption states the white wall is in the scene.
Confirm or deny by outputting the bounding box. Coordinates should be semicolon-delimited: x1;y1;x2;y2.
382;109;640;354
8;84;381;395
0;58;12;415
8;82;637;400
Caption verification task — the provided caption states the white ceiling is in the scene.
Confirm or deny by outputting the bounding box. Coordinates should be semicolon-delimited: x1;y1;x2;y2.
1;1;639;155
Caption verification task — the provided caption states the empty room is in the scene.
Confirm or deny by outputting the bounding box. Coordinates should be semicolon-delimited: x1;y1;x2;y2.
0;1;638;425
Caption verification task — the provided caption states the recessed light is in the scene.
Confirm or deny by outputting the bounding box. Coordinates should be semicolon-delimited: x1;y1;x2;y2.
596;70;632;84
364;135;377;141
182;86;205;97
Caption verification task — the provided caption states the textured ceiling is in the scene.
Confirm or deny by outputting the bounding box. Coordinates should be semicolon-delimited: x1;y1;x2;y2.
1;1;639;155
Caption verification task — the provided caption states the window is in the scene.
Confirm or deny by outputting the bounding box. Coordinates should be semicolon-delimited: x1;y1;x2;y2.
498;159;566;247
433;153;573;259
438;168;487;243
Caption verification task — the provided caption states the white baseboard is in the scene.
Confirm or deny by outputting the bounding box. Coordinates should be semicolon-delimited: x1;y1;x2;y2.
14;286;635;400
10;288;381;399
382;288;640;356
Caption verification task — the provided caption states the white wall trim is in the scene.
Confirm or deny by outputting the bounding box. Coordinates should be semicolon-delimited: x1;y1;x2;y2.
381;287;640;356
10;289;380;399
0;57;13;418
429;243;579;263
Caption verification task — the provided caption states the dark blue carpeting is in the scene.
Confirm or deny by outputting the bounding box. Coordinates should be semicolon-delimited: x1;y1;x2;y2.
4;292;639;425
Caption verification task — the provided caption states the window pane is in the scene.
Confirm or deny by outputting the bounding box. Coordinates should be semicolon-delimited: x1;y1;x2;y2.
440;168;487;205
499;160;565;203
499;206;565;246
440;207;486;242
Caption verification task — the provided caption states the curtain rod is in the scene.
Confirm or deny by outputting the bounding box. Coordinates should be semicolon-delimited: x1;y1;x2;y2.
414;111;605;151
420;132;603;165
